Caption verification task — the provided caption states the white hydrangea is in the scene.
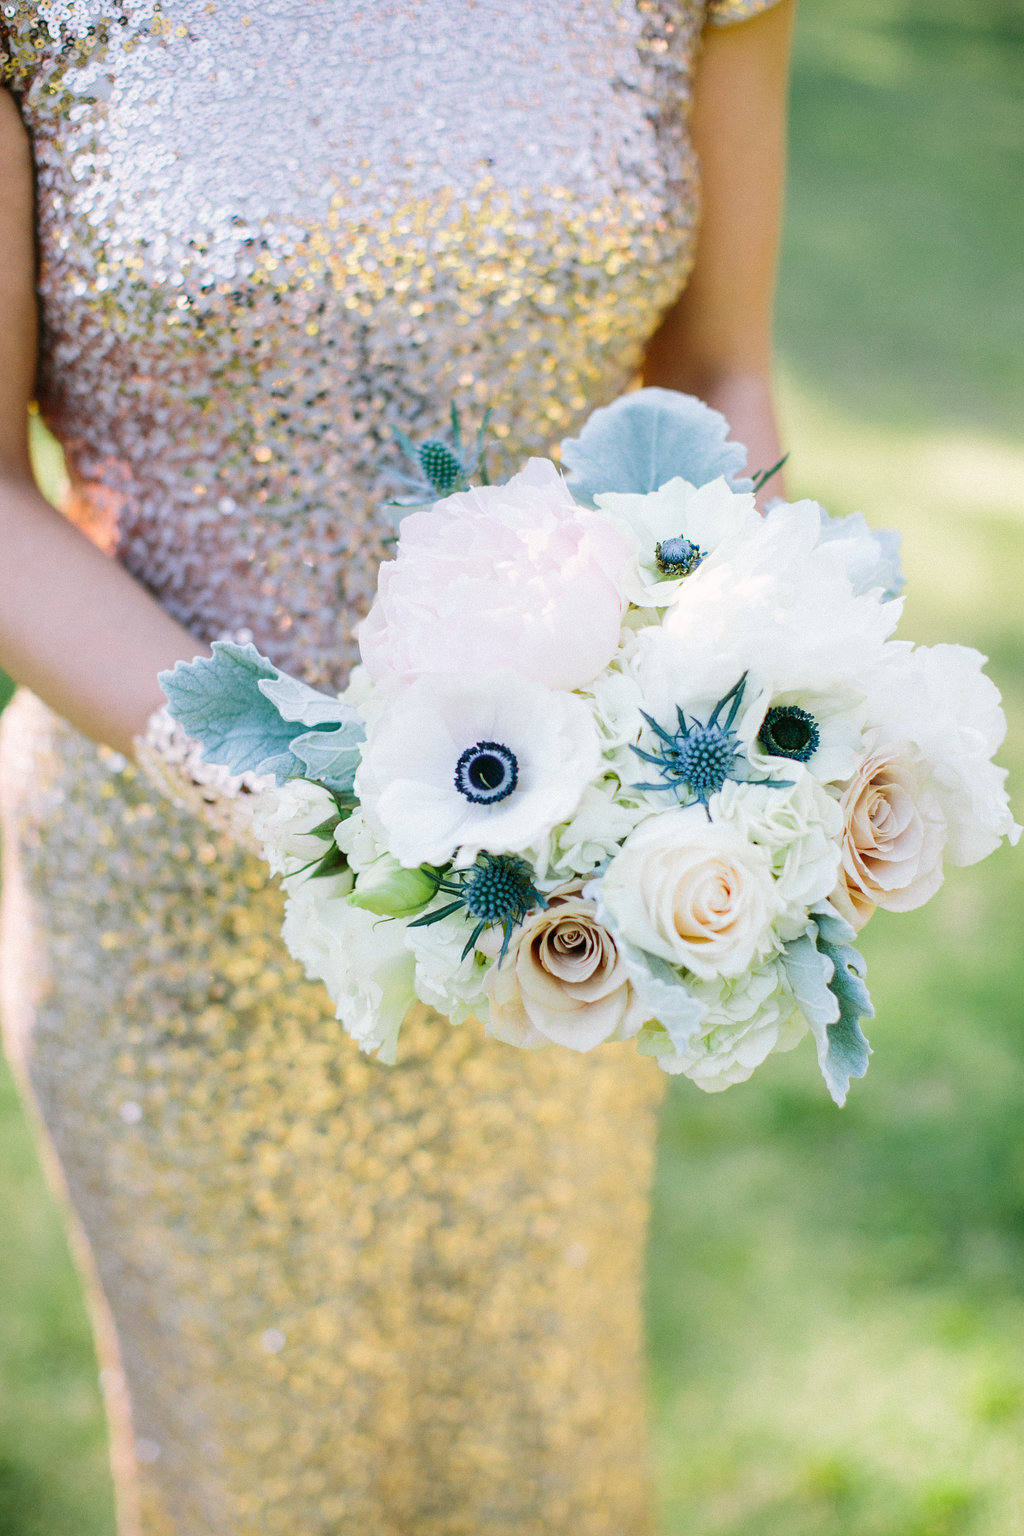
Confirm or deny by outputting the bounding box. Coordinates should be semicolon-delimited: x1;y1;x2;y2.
333;804;390;874
710;772;843;942
529;778;648;885
646;961;807;1092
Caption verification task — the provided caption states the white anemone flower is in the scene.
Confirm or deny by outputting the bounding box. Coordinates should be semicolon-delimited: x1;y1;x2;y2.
355;671;601;868
594;475;762;608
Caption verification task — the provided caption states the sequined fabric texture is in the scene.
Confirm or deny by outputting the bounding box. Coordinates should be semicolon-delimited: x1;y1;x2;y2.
1;2;780;1532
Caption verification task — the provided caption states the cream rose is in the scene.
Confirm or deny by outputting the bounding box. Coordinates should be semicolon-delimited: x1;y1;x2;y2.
598;810;781;981
487;886;645;1052
834;739;947;928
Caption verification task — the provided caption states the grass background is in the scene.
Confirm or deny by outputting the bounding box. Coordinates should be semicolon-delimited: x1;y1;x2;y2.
1;0;1022;1531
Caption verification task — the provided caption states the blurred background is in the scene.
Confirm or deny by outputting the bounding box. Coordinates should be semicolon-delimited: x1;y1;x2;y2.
1;0;1022;1531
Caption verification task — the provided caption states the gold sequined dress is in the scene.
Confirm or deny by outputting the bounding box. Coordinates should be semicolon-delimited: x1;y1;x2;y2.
0;2;780;1532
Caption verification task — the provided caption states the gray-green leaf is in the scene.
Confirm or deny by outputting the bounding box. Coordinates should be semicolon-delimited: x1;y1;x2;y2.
560;387;751;504
159;642;303;782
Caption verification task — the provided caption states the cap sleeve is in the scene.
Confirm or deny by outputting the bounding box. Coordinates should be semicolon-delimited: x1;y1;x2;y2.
705;0;787;26
1;5;39;95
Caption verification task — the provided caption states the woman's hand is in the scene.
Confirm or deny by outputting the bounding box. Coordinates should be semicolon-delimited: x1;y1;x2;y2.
0;88;207;756
642;0;796;505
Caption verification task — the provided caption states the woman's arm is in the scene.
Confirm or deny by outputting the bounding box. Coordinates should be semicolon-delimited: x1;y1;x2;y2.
0;88;206;756
642;0;796;499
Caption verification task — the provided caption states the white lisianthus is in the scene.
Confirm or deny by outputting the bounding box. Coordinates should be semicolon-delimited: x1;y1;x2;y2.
252;779;340;877
280;874;416;1063
860;642;1021;864
594;475;761;607
598;808;783;980
332;804;387;872
404;907;492;1025
358;458;632;693
710;773;843;942
355;671;601;868
642;961;806;1091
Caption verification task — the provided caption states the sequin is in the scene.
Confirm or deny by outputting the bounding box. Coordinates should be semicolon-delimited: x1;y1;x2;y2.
0;2;781;1531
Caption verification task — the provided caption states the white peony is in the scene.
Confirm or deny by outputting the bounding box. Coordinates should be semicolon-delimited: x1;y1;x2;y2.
357;458;632;693
643;961;807;1091
710;772;843;941
355;670;601;868
859;642;1020;865
593;475;761;607
252;779;340;878
280;874;416;1063
597;808;783;981
658;499;900;703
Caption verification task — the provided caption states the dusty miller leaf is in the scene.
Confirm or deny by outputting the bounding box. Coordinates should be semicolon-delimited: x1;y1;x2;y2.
560;387;751;504
159;642;303;782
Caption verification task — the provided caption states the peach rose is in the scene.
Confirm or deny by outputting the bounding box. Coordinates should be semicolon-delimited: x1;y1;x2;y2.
598;811;781;981
834;740;947;929
487;886;645;1052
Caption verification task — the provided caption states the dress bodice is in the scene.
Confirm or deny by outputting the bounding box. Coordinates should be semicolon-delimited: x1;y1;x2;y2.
2;0;715;687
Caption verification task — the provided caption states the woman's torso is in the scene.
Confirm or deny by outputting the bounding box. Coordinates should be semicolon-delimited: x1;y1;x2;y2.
4;0;708;687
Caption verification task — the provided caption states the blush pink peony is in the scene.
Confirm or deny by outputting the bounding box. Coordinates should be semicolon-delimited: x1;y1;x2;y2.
357;458;631;693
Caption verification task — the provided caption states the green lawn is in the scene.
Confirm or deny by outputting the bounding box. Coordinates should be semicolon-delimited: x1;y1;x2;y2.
1;2;1022;1532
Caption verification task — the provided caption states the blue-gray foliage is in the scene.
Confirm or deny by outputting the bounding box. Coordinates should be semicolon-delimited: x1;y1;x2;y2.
560;387;751;504
159;641;364;790
782;916;873;1106
814;506;906;601
621;944;706;1054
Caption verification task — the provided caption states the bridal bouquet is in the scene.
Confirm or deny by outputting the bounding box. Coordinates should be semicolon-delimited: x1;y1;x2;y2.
160;390;1019;1102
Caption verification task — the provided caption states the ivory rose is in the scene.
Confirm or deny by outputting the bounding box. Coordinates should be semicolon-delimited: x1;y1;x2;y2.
834;739;947;928
598;810;782;981
487;886;646;1052
357;457;631;693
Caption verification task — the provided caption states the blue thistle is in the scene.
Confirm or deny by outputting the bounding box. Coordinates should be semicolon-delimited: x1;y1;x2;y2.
408;852;547;963
632;675;791;813
389;403;494;509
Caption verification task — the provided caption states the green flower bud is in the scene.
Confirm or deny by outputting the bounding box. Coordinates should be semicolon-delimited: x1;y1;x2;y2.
348;858;437;917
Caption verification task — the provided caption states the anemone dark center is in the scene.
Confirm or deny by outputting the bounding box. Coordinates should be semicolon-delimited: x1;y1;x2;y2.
655;535;705;578
758;705;820;762
454;741;519;804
